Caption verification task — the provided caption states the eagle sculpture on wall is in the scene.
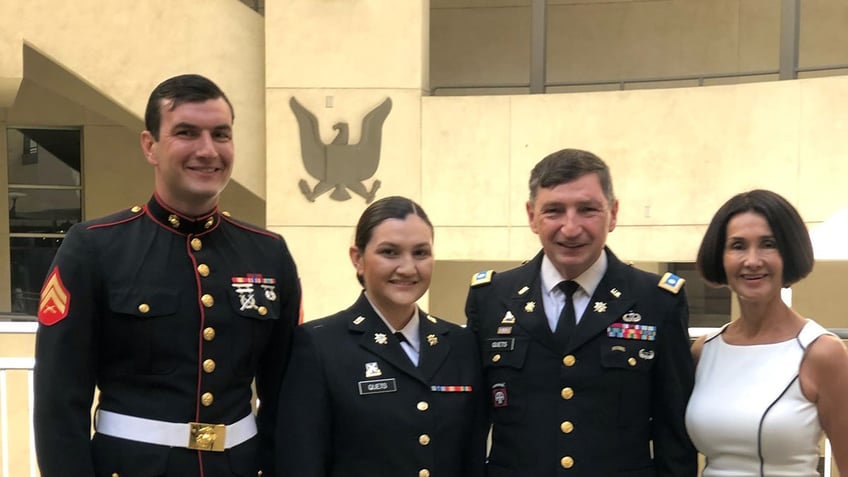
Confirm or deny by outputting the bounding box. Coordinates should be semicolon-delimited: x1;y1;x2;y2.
290;97;392;203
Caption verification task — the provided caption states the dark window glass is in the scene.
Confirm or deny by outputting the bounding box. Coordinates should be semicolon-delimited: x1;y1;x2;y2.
5;127;81;319
7;128;81;186
9;237;64;317
668;262;731;328
8;188;81;234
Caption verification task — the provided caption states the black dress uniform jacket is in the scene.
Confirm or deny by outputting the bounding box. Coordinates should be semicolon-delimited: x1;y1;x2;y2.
33;195;301;477
276;293;487;477
466;249;696;477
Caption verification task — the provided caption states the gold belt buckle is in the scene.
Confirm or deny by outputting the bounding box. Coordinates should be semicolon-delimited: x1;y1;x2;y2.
188;422;226;452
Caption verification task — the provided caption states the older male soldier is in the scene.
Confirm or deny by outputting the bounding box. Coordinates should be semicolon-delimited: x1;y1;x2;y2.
33;74;301;477
466;148;696;477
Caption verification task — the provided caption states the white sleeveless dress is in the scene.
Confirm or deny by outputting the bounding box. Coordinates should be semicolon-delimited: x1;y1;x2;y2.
685;319;831;477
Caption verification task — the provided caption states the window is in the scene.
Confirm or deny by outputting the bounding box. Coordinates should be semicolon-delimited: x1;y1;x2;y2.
667;262;731;328
6;127;82;318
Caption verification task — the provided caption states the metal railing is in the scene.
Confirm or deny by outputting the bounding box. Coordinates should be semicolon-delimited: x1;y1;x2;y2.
432;64;848;96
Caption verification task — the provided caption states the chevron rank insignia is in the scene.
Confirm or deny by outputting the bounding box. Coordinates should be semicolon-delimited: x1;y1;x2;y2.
38;267;70;326
470;270;494;287
658;272;685;294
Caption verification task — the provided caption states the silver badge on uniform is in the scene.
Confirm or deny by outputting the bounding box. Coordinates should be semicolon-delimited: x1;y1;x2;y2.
639;349;655;360
365;362;382;377
623;311;642;323
232;283;259;311
260;284;277;301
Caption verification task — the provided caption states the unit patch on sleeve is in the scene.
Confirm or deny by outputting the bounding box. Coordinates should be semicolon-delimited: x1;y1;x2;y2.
38;267;70;326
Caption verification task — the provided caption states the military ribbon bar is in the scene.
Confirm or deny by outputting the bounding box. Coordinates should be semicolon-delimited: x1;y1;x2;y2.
430;385;473;392
607;323;657;341
231;273;276;285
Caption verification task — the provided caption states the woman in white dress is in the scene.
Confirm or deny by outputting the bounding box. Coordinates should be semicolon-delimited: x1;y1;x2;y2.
685;189;847;476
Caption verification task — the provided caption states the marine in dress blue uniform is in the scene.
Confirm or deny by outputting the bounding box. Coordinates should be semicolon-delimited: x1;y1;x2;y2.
276;293;487;477
466;249;695;477
33;74;301;477
33;195;300;477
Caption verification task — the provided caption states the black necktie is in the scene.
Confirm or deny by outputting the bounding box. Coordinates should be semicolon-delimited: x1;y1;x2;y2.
555;280;580;339
394;331;408;344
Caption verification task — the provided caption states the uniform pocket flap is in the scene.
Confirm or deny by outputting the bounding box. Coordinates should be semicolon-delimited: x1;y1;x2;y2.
600;342;656;371
108;288;179;317
484;338;529;369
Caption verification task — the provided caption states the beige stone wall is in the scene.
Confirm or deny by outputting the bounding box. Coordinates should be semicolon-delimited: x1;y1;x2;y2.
265;0;430;320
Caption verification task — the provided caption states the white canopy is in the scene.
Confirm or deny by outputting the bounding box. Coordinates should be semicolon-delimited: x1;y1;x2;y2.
810;209;848;260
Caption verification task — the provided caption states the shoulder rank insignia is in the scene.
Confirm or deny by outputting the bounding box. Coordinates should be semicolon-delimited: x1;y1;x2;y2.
470;270;494;287
658;272;685;294
38;267;70;326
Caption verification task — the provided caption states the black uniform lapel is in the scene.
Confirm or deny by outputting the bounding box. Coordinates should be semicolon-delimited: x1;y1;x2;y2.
509;255;560;354
348;295;422;381
417;313;450;382
566;252;634;353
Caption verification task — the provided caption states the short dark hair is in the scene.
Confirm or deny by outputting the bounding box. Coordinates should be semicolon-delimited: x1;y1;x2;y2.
144;74;234;140
529;148;615;205
353;196;433;286
696;189;814;287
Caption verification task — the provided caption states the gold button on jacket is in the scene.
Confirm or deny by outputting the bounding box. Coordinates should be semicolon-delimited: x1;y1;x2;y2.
202;359;216;373
201;392;214;407
197;264;210;277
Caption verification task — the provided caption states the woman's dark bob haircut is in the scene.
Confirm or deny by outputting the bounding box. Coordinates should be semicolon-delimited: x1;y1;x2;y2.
353;196;433;286
696;189;814;287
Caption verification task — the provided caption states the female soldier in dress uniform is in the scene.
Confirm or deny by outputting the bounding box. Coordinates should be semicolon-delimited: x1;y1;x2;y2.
277;196;486;477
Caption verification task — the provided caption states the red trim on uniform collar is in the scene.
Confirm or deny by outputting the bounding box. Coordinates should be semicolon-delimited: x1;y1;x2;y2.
146;193;220;236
